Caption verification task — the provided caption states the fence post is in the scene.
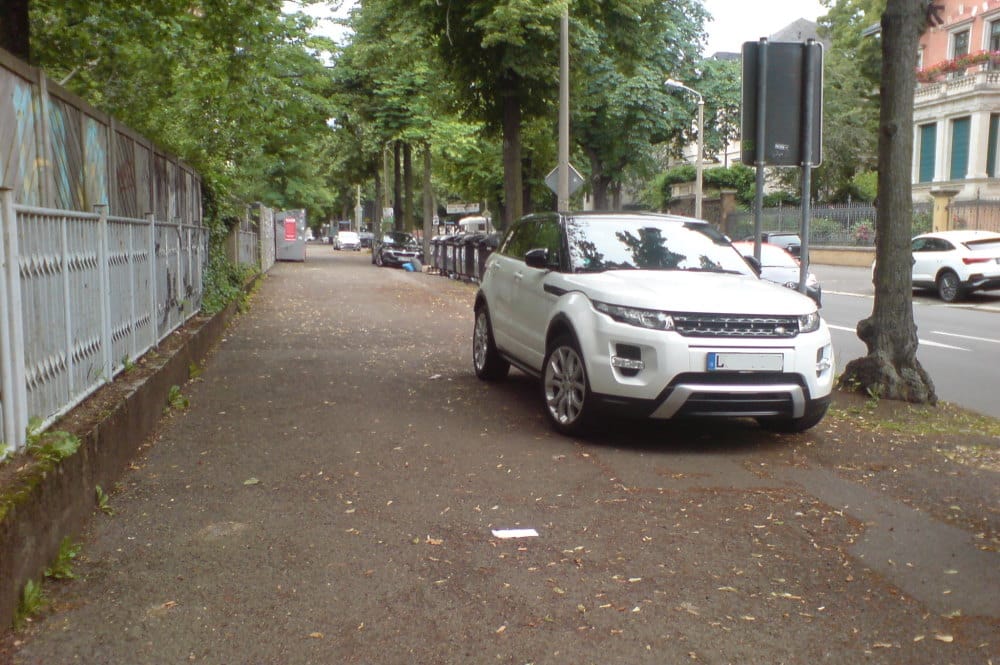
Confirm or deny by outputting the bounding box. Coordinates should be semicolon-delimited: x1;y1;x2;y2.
173;218;182;325
147;213;157;347
0;189;28;452
96;205;113;384
61;208;74;397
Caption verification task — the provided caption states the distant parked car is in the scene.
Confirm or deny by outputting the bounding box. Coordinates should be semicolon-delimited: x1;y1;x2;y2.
733;241;822;306
373;231;423;268
907;230;1000;302
334;231;361;251
745;232;801;256
359;232;374;249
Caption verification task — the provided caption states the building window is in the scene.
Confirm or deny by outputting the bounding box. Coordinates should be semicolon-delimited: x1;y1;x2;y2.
917;47;924;71
952;29;970;59
990;21;1000;70
949;117;970;181
988;114;999;178
919;123;937;183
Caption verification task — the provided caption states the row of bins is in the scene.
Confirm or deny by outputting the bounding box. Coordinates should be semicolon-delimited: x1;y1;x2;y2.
430;233;500;282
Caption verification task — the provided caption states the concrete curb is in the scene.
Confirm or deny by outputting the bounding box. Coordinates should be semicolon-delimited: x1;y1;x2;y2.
0;291;247;630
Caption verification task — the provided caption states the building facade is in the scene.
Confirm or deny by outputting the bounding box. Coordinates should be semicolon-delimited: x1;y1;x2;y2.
913;0;1000;200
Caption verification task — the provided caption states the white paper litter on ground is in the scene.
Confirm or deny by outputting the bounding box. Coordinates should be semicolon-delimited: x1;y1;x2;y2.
491;528;539;539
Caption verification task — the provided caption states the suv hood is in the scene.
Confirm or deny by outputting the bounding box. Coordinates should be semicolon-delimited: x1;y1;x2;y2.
557;270;817;315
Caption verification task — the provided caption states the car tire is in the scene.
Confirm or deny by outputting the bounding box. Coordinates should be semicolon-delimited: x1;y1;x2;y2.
472;306;510;381
542;334;593;435
757;400;829;434
936;270;962;302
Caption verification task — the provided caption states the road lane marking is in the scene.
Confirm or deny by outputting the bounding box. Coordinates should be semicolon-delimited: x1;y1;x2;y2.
824;290;871;298
827;324;969;351
932;331;1000;345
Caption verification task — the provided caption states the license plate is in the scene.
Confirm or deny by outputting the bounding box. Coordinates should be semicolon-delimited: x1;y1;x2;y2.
707;352;783;372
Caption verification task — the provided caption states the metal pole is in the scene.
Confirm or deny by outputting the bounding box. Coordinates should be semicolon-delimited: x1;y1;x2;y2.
0;189;23;452
753;39;768;263
695;95;704;219
799;40;817;296
558;7;570;212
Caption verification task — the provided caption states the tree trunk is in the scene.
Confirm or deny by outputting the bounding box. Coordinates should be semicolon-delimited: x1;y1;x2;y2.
838;0;936;404
587;148;608;210
0;0;29;61
373;165;383;236
500;75;523;231
393;141;403;231
422;144;434;263
403;142;414;231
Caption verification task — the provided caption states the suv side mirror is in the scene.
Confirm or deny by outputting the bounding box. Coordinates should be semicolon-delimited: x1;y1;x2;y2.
524;248;550;269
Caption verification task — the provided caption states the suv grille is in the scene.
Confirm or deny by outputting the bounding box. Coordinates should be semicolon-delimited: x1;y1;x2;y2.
673;313;799;338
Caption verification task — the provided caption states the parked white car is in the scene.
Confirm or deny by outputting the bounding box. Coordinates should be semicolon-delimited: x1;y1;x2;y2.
334;231;361;251
908;230;1000;302
473;212;835;435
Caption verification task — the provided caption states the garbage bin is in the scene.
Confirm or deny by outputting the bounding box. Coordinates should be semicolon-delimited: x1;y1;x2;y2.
475;233;500;280
430;236;444;274
462;234;479;280
444;235;460;277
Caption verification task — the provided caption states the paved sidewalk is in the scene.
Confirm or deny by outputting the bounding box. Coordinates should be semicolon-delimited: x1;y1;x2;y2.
4;248;998;665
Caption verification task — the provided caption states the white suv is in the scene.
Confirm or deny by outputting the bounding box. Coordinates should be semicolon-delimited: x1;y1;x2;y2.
473;212;835;435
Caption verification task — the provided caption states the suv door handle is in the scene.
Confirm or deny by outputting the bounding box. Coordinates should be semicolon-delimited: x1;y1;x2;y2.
514;271;524;282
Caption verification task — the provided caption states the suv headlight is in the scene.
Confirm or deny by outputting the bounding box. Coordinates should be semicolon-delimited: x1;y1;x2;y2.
594;302;675;331
799;311;821;333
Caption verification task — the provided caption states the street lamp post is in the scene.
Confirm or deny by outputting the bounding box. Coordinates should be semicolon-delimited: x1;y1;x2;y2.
665;79;704;220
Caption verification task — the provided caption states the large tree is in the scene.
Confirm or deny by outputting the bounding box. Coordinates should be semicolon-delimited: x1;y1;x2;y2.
571;0;707;210
414;0;563;229
838;0;936;403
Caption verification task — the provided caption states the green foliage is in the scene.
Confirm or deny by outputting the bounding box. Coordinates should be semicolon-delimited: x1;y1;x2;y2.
14;579;45;629
167;386;189;411
189;362;203;380
646;164;757;210
763;191;801;207
45;537;81;580
95;486;113;516
809;217;844;243
30;0;342;233
25;419;81;465
703;165;756;199
850;171;878;202
913;208;932;236
202;242;254;315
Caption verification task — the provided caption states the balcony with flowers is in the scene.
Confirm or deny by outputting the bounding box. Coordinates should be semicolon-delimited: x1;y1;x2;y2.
914;50;1000;103
916;50;1000;83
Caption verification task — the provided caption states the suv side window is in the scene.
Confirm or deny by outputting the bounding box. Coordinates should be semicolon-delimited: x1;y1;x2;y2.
501;220;538;259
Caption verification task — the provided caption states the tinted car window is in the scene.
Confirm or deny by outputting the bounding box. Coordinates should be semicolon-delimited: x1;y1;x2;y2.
501;220;538;259
567;217;753;276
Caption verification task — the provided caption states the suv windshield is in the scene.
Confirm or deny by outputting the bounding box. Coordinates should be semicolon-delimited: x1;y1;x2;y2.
567;217;754;276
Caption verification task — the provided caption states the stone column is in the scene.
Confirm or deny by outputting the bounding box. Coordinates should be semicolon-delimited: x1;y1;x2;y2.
929;188;960;232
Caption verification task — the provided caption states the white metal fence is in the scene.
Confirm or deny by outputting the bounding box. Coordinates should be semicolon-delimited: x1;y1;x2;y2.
1;191;207;453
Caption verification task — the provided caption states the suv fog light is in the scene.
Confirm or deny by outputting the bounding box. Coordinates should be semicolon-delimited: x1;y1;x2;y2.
612;356;645;371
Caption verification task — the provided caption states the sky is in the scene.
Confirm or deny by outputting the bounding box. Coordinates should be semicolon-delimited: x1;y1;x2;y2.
282;0;830;56
701;0;828;55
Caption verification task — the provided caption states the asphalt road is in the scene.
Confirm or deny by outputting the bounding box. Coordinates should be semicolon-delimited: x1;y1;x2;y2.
6;249;997;665
813;264;1000;418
